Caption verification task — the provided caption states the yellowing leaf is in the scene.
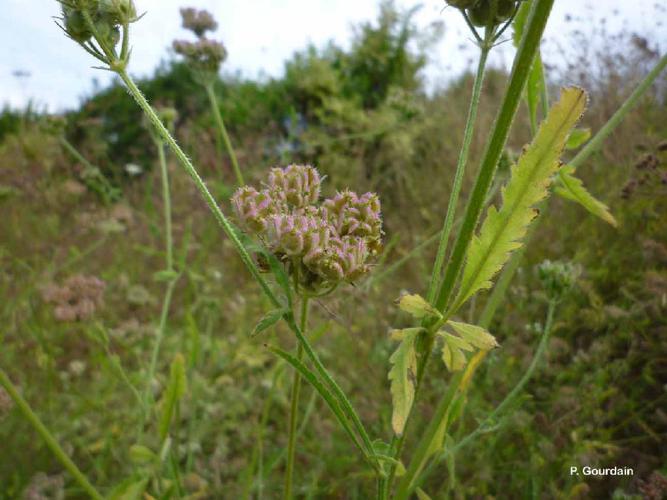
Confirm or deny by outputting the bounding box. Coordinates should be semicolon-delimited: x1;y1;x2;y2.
556;165;617;227
441;342;466;372
454;87;587;309
388;328;420;435
396;293;441;319
446;321;499;351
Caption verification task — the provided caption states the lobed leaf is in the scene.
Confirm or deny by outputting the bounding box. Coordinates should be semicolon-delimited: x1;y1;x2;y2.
396;293;441;320
556;165;617;227
446;321;498;350
388;328;421;435
453;87;587;309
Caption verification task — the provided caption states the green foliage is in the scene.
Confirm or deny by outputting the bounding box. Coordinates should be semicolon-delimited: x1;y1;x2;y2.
388;327;421;435
454;87;587;309
556;164;617;226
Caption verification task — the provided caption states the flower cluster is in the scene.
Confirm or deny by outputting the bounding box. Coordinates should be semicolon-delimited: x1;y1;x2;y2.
180;7;218;37
41;275;106;322
231;165;382;291
173;8;227;77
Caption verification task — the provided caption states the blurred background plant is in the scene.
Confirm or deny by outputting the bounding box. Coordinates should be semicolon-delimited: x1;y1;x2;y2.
0;0;665;497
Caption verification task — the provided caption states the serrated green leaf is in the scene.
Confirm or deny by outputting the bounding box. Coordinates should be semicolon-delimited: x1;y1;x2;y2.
250;308;286;337
396;293;441;319
388;328;420;435
454;87;587;309
446;321;499;350
566;128;591;150
556;165;617;227
158;353;187;442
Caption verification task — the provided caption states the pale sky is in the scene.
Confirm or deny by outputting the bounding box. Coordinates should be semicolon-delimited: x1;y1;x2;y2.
1;0;665;111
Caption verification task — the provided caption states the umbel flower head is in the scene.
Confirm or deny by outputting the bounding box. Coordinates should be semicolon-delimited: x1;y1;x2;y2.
173;7;227;79
231;165;383;293
180;7;218;37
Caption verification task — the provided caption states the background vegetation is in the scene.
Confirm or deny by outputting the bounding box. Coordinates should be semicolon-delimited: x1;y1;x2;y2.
0;2;665;498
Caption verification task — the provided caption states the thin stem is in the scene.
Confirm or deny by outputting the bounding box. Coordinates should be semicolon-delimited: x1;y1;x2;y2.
0;369;104;500
115;69;280;309
570;54;667;169
393;372;464;500
434;0;555;313
140;139;177;434
427;36;491;303
157;142;174;271
205;83;244;187
284;296;309;499
419;300;557;491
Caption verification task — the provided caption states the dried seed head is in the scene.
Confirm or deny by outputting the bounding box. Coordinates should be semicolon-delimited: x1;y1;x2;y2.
173;38;227;74
231;164;382;292
268;164;322;208
180;7;218;37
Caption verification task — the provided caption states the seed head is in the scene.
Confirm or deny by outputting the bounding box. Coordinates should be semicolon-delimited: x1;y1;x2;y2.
537;260;581;301
267;164;322;208
180;7;218;38
231;164;383;292
173;38;227;74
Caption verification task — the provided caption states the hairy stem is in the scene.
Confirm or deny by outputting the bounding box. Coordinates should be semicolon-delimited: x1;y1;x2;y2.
205;83;244;187
284;296;309;499
116;69;280;308
0;369;104;500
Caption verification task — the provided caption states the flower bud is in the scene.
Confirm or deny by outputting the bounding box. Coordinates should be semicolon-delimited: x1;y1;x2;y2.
180;8;218;38
231;187;276;233
61;6;94;43
467;0;516;27
268;164;321;208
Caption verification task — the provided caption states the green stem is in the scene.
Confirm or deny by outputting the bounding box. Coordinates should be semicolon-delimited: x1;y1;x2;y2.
434;0;555;313
284;296;309;499
205;83;244;187
478;53;667;330
419;300;557;491
427;37;491;303
59;136;97;172
140;140;177;433
0;369;103;500
158;141;174;272
115;69;279;309
393;372;464;500
570;54;667;169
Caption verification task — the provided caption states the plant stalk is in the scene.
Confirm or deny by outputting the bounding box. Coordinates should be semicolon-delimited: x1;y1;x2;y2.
116;69;280;309
0;369;104;500
205;83;244;187
434;0;555;313
427;37;491;303
284;296;309;499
